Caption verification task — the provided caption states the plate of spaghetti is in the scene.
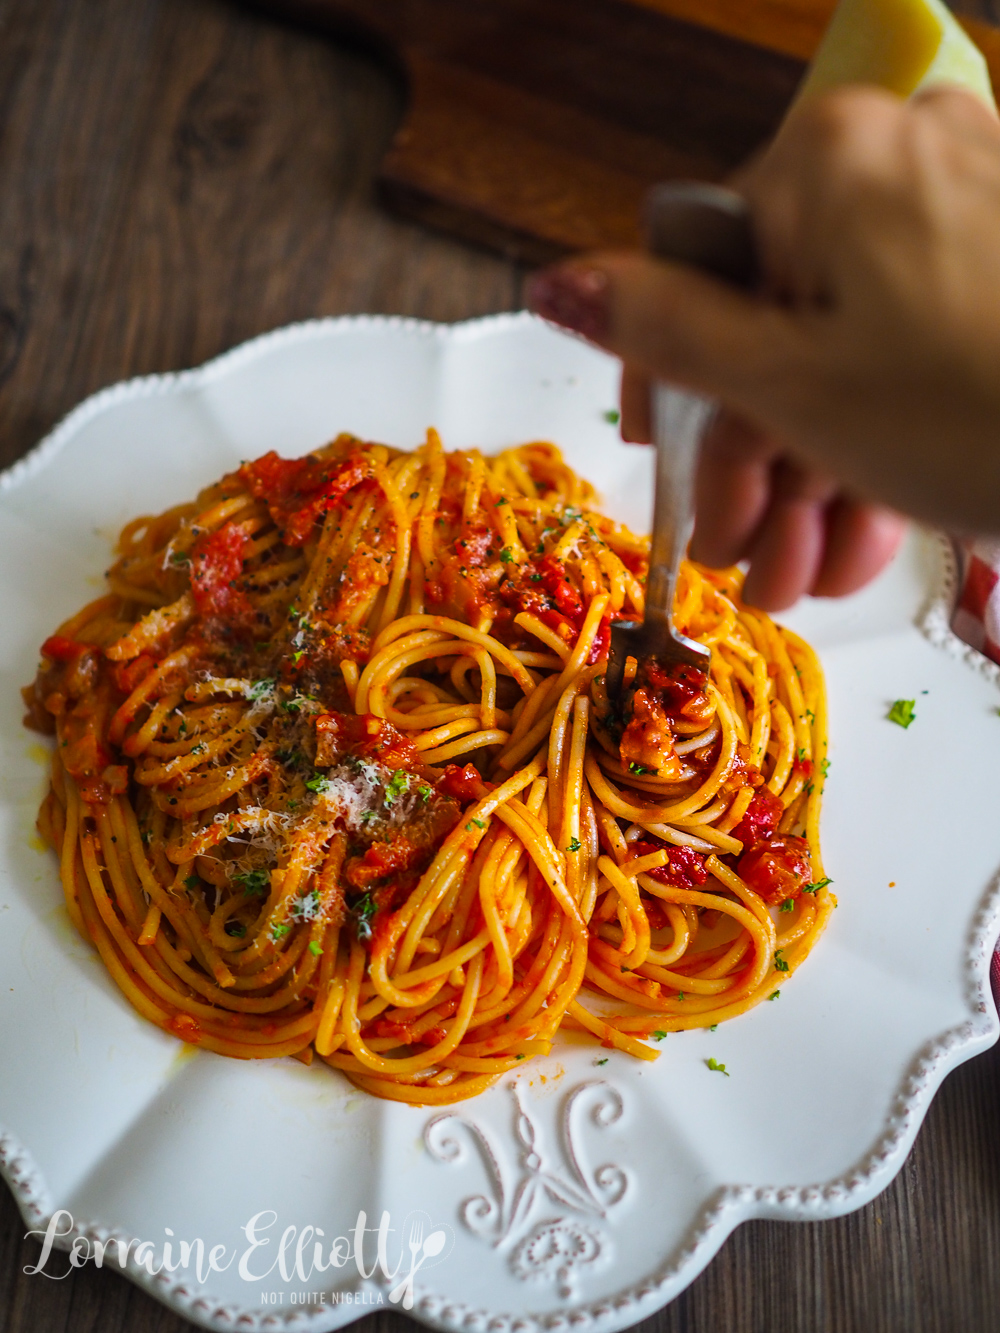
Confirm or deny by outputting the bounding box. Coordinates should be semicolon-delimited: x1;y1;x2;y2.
2;313;1000;1333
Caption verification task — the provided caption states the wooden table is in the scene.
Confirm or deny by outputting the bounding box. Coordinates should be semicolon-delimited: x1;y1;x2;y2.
1;1;999;1330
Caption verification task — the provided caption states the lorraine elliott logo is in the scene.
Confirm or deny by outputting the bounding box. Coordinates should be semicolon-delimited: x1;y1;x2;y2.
24;1207;454;1310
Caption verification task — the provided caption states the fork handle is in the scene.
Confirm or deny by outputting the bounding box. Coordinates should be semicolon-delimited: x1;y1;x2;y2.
642;183;758;632
645;387;714;633
645;182;757;288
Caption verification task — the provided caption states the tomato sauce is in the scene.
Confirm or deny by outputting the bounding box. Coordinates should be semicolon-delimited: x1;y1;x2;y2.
314;711;423;772
729;786;810;905
619;689;683;778
238;449;373;546
190;521;251;619
500;553;614;664
731;787;784;848
632;836;707;889
636;660;713;724
737;835;811;905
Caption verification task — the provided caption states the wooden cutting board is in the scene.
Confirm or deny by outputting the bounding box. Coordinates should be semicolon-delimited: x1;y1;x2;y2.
250;0;1000;262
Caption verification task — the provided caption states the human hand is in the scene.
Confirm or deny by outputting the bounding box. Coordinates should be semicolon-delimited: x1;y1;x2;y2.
527;85;1000;610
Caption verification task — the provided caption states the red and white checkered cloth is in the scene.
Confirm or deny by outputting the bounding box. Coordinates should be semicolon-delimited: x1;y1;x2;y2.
950;538;1000;1012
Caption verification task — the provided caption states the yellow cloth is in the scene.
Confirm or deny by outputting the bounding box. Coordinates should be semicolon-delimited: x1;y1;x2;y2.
799;0;995;109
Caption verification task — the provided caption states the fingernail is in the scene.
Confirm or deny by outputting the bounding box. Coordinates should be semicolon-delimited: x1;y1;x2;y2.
526;266;610;341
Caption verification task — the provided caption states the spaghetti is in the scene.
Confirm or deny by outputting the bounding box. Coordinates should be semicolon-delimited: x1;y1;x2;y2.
24;430;834;1104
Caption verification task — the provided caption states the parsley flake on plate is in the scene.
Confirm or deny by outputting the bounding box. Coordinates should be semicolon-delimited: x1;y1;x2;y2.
887;699;916;729
706;1058;729;1076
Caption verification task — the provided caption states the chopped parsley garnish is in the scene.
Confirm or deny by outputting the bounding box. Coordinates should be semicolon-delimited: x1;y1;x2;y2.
496;497;508;506
359;810;379;824
170;549;190;566
652;1031;667;1041
768;990;781;1000
566;837;581;854
280;692;315;714
308;941;323;957
234;868;270;896
384;769;410;805
352;892;376;941
515;1053;525;1060
529;573;542;582
270;923;290;942
676;991;685;1001
706;1058;729;1077
595;1058;609;1066
224;920;246;938
779;899;795;913
417;784;432;802
499;547;514;564
805;709;815;723
709;1024;718;1032
248;677;275;701
305;773;331;793
291;650;305;665
774;949;789;973
820;757;830;776
628;762;651;776
602;408;620;424
466;817;487;831
184;874;200;890
802;877;832;895
887;699;916;729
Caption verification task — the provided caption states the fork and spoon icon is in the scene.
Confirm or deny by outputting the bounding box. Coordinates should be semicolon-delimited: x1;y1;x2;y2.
388;1220;448;1310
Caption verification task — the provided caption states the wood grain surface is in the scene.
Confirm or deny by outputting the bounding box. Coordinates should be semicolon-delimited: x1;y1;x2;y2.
0;2;999;1332
249;0;1000;260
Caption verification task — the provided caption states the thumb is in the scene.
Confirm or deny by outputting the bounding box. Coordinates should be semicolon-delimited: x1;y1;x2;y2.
527;251;802;415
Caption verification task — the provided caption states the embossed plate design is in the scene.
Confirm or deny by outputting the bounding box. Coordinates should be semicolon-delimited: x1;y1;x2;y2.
1;314;999;1332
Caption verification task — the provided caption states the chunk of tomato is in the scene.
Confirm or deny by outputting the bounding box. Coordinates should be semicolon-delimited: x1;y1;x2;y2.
737;834;811;905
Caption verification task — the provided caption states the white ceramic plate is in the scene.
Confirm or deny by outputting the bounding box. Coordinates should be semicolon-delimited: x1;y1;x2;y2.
2;313;999;1333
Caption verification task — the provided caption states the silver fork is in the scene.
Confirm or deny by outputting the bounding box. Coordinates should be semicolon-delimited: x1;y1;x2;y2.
605;182;758;701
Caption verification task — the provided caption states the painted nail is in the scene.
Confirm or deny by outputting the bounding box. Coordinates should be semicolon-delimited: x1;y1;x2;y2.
526;266;611;342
